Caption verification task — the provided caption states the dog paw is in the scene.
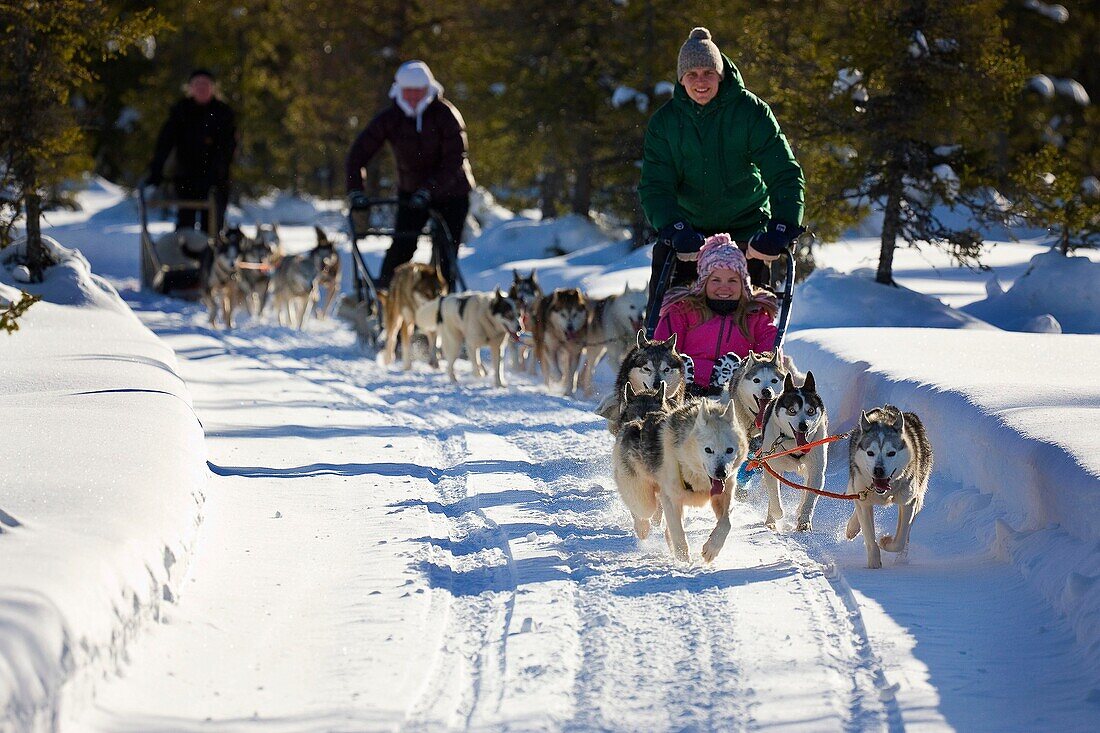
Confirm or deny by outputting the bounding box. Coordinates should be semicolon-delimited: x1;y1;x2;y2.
701;538;723;563
734;486;749;502
845;513;860;540
764;517;778;531
867;555;883;569
633;517;651;540
795;520;812;532
879;535;901;552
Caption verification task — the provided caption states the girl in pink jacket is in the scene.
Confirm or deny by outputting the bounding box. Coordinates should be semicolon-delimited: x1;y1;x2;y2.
654;234;778;392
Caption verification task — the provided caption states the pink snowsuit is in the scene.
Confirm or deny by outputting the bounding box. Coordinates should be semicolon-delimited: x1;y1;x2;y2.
654;300;778;386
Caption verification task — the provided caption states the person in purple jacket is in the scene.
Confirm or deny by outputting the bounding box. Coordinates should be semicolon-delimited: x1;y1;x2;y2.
654;233;777;394
346;60;475;290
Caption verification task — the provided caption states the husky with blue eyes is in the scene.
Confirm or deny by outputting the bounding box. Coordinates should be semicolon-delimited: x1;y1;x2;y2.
844;406;934;568
758;371;828;532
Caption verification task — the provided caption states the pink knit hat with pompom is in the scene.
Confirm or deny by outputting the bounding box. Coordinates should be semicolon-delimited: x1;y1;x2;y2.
660;233;752;314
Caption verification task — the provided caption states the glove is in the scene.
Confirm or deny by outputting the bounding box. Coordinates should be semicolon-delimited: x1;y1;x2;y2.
347;190;369;209
408;188;431;210
659;221;705;259
748;220;804;259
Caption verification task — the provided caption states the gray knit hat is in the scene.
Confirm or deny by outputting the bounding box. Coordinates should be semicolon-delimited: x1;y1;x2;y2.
677;27;724;81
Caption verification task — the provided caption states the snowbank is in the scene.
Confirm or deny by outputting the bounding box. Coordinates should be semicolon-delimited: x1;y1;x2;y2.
962;249;1100;334
238;192;321;225
785;328;1100;672
789;268;995;331
0;240;206;729
462;214;629;274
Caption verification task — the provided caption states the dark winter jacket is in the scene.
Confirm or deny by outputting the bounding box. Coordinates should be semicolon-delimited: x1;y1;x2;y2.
638;54;805;239
150;97;237;184
345;96;475;199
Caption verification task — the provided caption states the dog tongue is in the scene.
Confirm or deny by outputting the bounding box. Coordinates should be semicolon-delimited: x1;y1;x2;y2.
795;430;808;446
710;478;725;496
872;477;892;492
754;396;771;429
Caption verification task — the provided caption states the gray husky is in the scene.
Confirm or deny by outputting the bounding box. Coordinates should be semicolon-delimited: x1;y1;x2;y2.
271;230;334;330
845;406;934;568
595;330;692;435
237;224;281;317
200;227;245;329
612;383;747;563
758;371;829;531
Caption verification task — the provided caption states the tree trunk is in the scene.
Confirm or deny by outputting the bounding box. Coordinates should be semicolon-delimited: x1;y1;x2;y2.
571;161;593;218
24;188;49;282
540;167;561;220
877;171;903;285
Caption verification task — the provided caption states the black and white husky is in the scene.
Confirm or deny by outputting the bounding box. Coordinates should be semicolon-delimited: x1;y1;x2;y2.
845;406;934;568
595;330;692;435
758;371;828;531
416;289;523;387
507;269;543;373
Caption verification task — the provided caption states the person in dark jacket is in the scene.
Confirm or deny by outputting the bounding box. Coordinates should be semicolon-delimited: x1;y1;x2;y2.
638;28;805;302
346;60;475;290
147;69;237;233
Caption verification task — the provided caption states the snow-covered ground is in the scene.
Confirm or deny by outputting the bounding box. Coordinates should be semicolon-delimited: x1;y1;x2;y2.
2;178;1098;731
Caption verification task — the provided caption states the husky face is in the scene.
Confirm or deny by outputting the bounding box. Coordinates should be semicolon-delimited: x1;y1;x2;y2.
608;285;647;334
620;381;668;425
624;331;685;394
214;227;245;271
853;410;911;492
773;371;826;445
692;400;741;482
547;289;588;340
509;269;542;311
491;288;523;335
732;350;786;427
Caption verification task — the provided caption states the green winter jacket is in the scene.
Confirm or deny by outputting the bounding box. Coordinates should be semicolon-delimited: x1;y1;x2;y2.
638;54;805;239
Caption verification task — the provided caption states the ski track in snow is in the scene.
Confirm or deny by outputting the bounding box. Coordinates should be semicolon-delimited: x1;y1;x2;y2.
71;286;1100;732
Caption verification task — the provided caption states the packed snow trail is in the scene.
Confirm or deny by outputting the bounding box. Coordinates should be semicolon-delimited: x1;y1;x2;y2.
69;293;1098;732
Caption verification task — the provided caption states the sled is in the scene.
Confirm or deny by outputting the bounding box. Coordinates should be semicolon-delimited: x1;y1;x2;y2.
643;230;814;351
137;185;219;299
345;197;467;348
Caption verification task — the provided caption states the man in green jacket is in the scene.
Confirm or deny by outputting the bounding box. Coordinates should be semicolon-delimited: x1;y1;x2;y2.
639;27;805;302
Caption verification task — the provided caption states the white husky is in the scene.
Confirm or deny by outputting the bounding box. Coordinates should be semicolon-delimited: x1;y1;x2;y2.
415;289;523;387
613;384;748;562
845;406;934;568
579;284;648;395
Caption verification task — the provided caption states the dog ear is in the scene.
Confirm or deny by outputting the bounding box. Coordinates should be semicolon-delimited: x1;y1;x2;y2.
512;268;520;282
529;269;538;282
636;328;647;349
783;372;795;393
859;410;873;433
494;286;503;300
803;370;816;393
664;332;677;351
721;397;736;421
623;281;630;295
887;405;905;432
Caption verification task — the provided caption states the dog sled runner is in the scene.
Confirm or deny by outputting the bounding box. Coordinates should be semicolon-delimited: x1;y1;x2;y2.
137;184;219;299
345;197;467;348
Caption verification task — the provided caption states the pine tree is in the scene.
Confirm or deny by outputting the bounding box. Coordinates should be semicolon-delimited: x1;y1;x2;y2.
815;0;1025;283
0;1;162;279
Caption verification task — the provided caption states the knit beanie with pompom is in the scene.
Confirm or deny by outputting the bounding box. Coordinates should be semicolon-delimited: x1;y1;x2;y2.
677;27;724;81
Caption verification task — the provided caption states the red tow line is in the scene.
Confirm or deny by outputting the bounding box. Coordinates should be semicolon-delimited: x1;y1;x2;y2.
744;432;861;501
